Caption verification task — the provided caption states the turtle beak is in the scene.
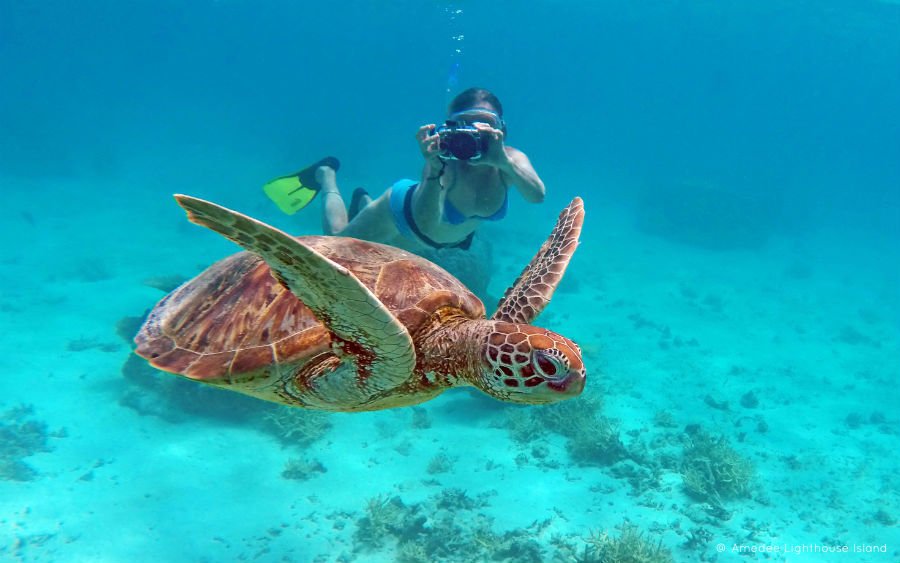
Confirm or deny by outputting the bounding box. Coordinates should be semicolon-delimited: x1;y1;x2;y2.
546;368;586;397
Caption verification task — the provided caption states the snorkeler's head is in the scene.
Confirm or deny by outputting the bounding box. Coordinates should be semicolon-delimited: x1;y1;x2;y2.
448;87;506;133
449;87;503;116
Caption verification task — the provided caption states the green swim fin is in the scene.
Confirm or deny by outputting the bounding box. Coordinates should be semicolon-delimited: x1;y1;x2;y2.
263;156;340;215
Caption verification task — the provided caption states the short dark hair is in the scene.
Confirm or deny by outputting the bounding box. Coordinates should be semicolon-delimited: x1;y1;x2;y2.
448;87;503;117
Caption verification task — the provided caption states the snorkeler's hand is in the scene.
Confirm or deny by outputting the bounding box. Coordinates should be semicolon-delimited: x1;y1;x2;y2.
470;123;509;168
417;124;443;167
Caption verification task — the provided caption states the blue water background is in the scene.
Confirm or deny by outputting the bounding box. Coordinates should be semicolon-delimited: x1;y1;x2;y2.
3;1;898;243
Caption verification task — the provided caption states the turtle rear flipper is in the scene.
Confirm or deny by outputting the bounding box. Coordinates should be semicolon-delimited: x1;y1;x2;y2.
492;197;584;324
174;194;415;402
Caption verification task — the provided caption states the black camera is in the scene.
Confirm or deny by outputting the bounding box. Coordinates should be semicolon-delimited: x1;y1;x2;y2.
434;120;484;161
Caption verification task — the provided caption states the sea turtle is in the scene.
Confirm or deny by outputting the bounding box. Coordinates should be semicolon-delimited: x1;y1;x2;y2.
135;195;586;412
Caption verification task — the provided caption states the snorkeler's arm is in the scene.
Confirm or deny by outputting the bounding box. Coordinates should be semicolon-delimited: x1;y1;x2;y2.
499;147;545;204
412;159;447;232
472;123;545;203
412;124;447;231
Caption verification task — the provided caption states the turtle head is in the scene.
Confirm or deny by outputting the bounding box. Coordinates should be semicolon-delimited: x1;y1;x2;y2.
474;321;586;404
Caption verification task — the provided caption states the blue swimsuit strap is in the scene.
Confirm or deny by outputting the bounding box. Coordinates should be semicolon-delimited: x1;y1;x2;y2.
389;179;474;250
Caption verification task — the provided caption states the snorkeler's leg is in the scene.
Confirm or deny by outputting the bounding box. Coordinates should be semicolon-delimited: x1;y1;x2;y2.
348;187;373;221
317;166;348;235
339;191;400;243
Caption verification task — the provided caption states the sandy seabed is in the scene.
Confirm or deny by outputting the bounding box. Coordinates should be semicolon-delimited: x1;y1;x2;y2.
1;177;898;562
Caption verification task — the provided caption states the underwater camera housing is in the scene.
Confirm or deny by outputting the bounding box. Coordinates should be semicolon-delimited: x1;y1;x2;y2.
435;121;484;161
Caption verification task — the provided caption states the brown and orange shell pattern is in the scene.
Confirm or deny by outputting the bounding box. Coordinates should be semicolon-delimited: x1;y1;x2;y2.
135;236;484;382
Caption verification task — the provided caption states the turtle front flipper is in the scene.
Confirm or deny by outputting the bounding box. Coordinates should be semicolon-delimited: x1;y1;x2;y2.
492;197;584;324
173;194;415;405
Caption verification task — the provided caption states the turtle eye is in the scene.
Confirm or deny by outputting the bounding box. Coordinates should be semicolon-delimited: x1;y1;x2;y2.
533;351;565;379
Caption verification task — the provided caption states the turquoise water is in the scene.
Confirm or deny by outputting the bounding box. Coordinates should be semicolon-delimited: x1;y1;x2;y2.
2;2;898;561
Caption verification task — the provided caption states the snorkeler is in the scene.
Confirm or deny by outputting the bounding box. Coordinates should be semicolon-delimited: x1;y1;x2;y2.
265;88;545;252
